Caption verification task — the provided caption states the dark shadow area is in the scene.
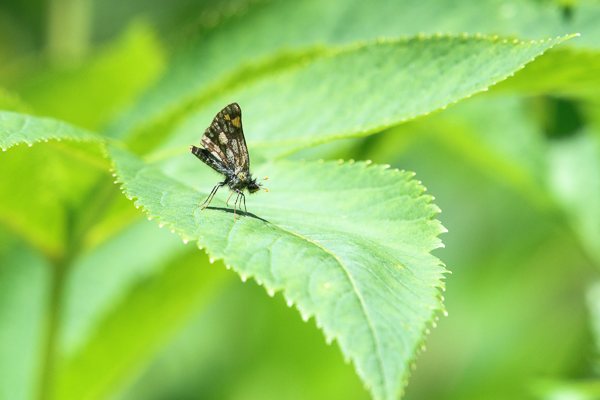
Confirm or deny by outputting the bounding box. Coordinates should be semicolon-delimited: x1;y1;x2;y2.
561;3;574;22
532;96;584;140
206;206;270;223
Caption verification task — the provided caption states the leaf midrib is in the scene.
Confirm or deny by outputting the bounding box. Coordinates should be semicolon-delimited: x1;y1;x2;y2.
234;216;390;397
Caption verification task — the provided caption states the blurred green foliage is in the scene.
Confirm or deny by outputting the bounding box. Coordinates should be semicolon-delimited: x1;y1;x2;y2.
1;0;600;400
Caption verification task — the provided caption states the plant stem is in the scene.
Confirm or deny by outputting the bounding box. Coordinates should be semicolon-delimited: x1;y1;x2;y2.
36;259;69;400
35;178;119;400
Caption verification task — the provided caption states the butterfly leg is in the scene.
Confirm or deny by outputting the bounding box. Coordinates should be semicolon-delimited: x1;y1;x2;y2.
200;181;225;209
226;190;236;207
232;192;241;220
240;192;247;213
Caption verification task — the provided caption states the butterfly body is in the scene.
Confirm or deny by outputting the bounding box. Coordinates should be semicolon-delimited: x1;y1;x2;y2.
190;103;262;216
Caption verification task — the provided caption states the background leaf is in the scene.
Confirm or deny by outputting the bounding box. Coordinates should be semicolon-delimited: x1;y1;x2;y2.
155;35;570;158
0;111;101;151
1;1;599;399
0;240;50;400
548;132;600;263
0;112;106;259
493;48;600;99
54;220;230;399
5;22;166;131
111;0;600;139
119;277;369;400
359;119;594;400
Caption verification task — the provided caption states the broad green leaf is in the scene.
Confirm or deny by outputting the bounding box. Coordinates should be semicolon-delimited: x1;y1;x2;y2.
156;35;570;159
109;145;447;400
0;111;101;151
111;0;599;139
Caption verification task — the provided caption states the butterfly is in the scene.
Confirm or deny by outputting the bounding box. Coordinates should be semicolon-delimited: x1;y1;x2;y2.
190;103;266;217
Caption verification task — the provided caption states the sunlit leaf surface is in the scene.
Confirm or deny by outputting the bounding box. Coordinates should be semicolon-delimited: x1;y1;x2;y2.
110;145;446;399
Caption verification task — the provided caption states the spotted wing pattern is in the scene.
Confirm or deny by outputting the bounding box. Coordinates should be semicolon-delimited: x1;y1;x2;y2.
201;103;249;173
190;145;230;176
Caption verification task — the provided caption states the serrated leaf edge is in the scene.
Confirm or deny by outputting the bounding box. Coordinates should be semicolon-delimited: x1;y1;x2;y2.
110;156;448;400
249;33;577;156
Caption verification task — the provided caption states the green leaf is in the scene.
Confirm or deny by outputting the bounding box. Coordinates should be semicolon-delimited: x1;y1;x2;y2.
112;0;599;139
0;111;102;151
493;48;600;99
363;95;600;266
109;145;447;400
356;114;594;399
369;95;553;209
0;112;107;258
156;35;570;159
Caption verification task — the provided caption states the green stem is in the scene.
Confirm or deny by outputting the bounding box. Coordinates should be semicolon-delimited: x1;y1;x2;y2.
36;259;69;400
35;178;119;400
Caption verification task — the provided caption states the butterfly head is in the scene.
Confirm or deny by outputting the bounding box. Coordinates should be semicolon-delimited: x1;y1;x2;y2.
247;178;261;193
248;175;270;193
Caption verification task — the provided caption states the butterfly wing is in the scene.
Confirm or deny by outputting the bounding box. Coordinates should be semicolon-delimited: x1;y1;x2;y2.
190;145;230;176
201;103;250;173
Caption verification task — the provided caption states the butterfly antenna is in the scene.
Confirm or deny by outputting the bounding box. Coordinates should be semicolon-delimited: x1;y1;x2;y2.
260;176;269;192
